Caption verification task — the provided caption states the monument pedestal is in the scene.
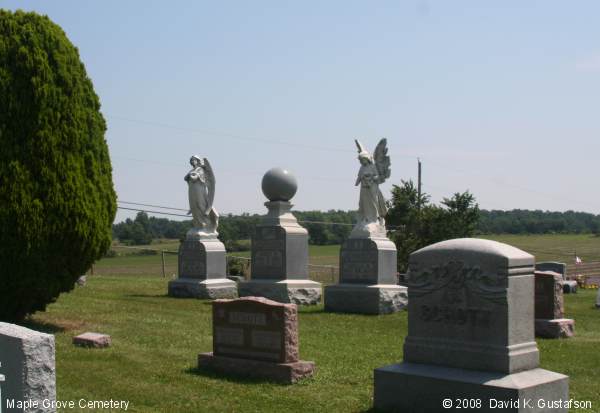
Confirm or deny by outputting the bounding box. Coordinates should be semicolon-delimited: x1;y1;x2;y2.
535;318;575;339
324;284;407;314
240;200;322;305
239;279;321;305
374;363;569;413
324;235;405;314
168;235;237;299
198;352;315;384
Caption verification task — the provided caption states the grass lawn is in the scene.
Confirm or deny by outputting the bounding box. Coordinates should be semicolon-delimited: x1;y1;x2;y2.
26;274;600;412
39;234;599;411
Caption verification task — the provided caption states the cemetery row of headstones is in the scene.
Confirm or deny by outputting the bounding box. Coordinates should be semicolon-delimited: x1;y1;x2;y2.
0;142;594;411
169;142;408;315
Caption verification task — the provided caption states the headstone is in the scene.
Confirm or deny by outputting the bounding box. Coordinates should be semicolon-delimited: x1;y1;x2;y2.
239;168;321;304
76;275;87;286
535;261;577;293
534;271;575;338
324;139;407;314
0;323;56;412
373;238;569;412
73;332;112;348
596;288;600;308
198;297;315;383
168;155;237;299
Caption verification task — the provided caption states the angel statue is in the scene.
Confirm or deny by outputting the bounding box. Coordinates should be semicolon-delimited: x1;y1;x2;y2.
185;155;219;235
352;139;391;237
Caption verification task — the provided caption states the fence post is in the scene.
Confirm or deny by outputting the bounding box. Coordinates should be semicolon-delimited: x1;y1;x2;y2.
161;250;166;278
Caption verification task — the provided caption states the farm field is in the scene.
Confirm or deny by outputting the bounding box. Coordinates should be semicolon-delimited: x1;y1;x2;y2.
26;272;600;413
95;234;600;279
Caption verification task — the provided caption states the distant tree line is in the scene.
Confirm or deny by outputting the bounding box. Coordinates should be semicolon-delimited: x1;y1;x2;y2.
113;200;600;248
478;209;600;235
112;210;357;247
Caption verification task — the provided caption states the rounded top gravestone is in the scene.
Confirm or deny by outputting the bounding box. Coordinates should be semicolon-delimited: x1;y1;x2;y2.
262;168;298;202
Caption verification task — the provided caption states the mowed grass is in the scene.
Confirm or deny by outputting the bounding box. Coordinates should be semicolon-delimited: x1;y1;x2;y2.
26;275;600;412
26;234;600;412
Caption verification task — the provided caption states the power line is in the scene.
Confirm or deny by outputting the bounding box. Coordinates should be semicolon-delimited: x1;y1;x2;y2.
116;204;401;230
119;201;188;212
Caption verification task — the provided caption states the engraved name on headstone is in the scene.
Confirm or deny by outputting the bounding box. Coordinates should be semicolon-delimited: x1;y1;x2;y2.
251;227;286;279
340;239;378;284
212;297;296;363
178;241;207;278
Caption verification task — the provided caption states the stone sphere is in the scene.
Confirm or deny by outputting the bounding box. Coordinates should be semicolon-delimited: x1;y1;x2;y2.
261;167;298;202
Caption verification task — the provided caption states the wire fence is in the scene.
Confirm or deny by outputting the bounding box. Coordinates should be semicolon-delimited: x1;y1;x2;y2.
91;245;339;284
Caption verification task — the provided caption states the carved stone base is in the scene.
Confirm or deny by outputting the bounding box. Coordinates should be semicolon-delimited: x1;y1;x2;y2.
535;318;575;339
324;284;407;315
198;352;315;384
238;279;322;305
374;362;569;412
168;278;238;299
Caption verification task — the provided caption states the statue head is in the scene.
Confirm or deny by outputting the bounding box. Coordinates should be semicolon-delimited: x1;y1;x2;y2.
190;155;202;167
358;151;372;165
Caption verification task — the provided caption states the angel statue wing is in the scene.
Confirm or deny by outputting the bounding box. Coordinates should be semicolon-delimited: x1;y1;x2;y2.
373;138;391;184
203;157;216;214
355;139;367;154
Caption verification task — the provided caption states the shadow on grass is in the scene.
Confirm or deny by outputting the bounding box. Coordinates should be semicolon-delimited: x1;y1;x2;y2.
20;319;66;334
184;366;288;386
124;293;170;299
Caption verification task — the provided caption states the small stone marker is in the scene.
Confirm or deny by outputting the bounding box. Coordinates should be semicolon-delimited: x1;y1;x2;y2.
535;271;575;338
198;296;315;384
373;238;569;412
76;275;87;286
0;322;56;412
73;332;112;348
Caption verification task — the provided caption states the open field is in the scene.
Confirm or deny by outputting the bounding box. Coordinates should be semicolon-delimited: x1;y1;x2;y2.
97;234;600;280
25;273;600;413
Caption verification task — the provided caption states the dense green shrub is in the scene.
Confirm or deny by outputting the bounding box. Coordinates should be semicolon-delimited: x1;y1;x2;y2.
0;10;116;321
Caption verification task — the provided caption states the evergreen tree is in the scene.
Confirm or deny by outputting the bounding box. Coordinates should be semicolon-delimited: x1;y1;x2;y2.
0;11;116;321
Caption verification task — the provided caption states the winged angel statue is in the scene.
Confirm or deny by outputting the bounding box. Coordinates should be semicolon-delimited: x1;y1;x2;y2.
352;139;391;237
185;155;219;235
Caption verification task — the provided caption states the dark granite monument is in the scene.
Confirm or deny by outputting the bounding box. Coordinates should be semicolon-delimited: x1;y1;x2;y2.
198;296;315;383
373;238;569;412
535;271;575;338
536;261;577;293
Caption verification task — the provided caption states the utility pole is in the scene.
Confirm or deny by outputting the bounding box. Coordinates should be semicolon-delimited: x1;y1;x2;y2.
417;158;422;210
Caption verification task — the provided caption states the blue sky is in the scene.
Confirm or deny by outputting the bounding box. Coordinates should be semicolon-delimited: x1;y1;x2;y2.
4;1;600;222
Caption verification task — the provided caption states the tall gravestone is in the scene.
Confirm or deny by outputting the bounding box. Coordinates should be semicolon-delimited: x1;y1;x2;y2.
239;168;322;304
0;323;56;413
324;139;407;314
168;156;237;299
534;271;575;338
198;296;315;383
374;238;569;412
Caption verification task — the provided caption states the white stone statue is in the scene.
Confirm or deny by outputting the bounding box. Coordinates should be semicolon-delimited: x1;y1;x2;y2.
185;155;219;235
352;139;391;238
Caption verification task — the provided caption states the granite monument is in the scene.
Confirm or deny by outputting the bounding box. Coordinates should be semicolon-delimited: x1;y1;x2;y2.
0;323;56;413
238;168;322;304
324;139;407;314
534;270;575;338
374;238;569;412
536;261;577;293
198;296;315;383
168;156;237;299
